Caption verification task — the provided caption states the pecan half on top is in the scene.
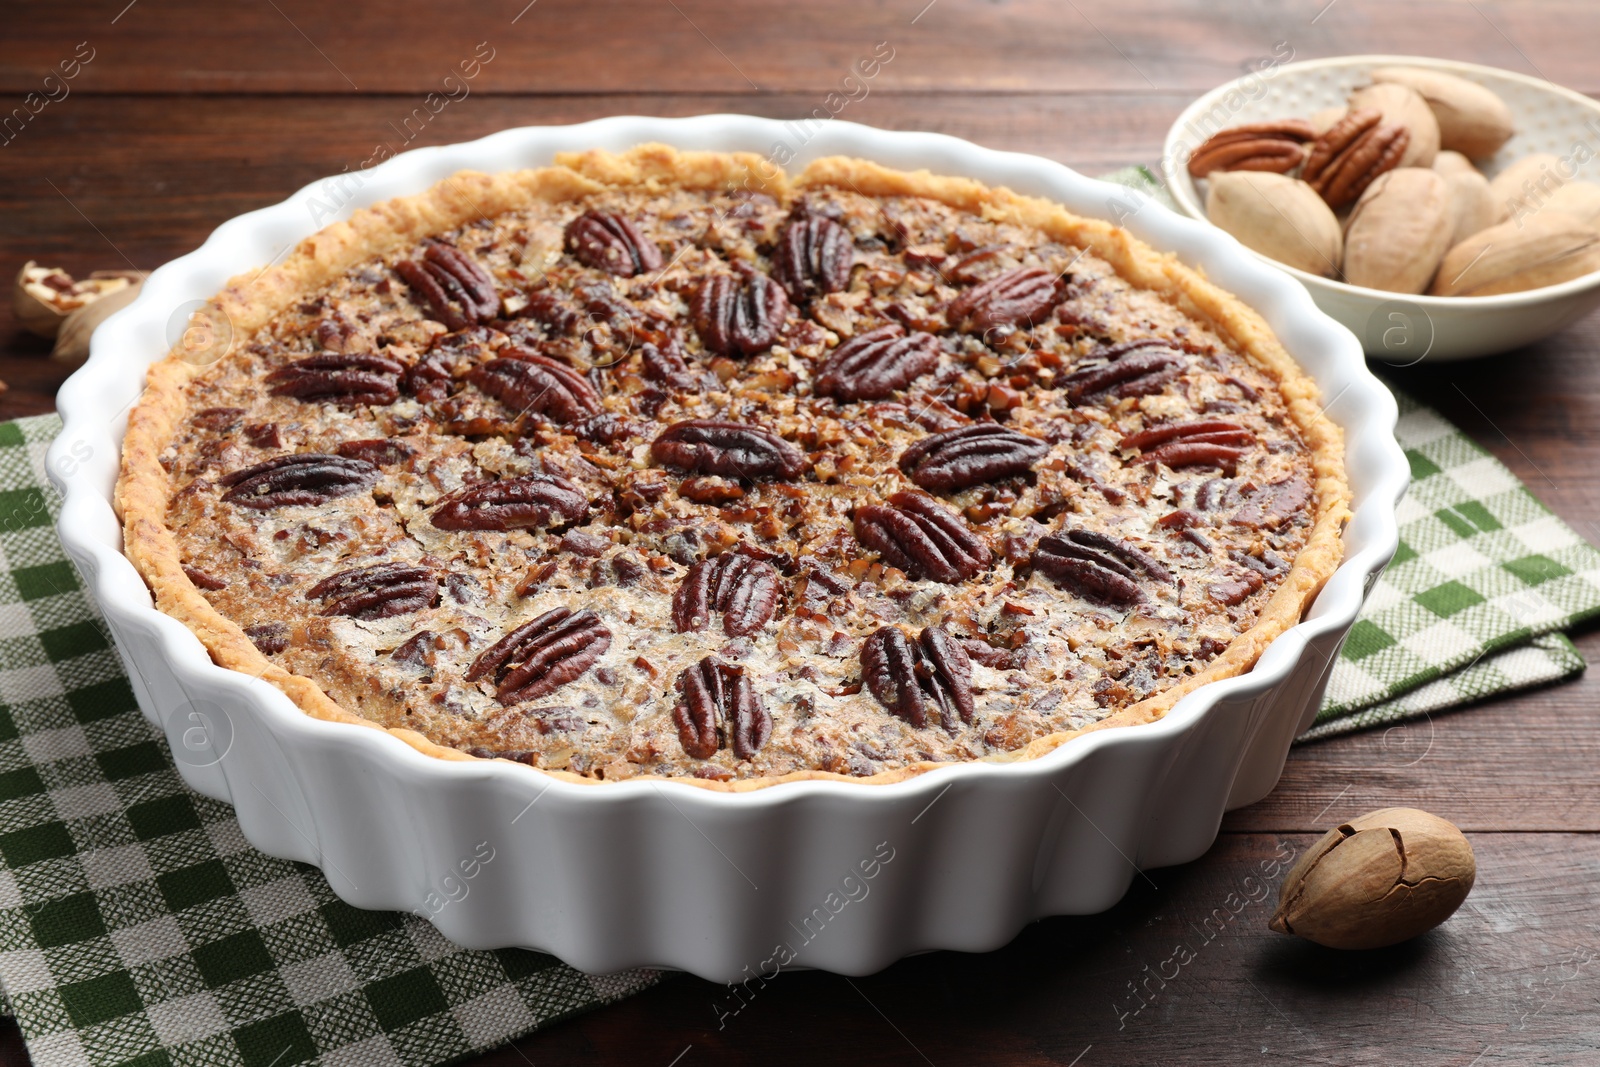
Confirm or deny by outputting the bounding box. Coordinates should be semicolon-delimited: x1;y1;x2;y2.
266;352;404;407
334;438;415;467
219;453;378;509
898;423;1049;492
1032;528;1173;609
692;268;791;358
947;266;1063;333
395;238;500;330
307;562;438;620
430;473;589;531
814;324;941;403
564;209;663;277
639;339;703;391
772;215;853;304
673;655;772;761
651;420;808;481
861;624;974;730
672;552;782;637
1301;109;1410;209
467;348;602;426
1062;339;1188;404
1118;419;1255;469
466;606;612;705
1186;119;1316;178
854;490;992;584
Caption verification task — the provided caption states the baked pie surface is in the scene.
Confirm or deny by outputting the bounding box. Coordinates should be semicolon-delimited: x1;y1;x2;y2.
117;145;1349;789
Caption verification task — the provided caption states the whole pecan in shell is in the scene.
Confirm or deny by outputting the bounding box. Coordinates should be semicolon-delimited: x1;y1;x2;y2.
468;349;602;425
564;209;663;277
1063;339;1188;403
692;269;790;357
431;473;589;531
861;624;974;730
1301;109;1410;209
652;420;808;481
854;490;992;583
466;607;612;705
772;215;853;304
672;552;782;637
266;352;403;406
673;655;771;760
1119;419;1255;469
947;266;1062;333
1032;528;1172;608
395;239;500;330
307;562;438;620
1187;119;1316;177
898;423;1049;492
220;453;378;509
814;324;941;403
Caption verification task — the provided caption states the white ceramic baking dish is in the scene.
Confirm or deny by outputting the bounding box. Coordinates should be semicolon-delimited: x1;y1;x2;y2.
48;116;1407;983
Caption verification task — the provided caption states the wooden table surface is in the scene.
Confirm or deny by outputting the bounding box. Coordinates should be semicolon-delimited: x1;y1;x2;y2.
4;3;1599;1063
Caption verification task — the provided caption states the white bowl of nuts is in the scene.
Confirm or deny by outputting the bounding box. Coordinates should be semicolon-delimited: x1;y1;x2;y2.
1163;55;1600;362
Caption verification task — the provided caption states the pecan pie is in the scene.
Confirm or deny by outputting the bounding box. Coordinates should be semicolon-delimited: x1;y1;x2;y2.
117;145;1349;789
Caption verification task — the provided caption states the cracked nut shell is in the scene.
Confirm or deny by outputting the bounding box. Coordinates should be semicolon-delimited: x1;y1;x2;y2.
1269;807;1475;950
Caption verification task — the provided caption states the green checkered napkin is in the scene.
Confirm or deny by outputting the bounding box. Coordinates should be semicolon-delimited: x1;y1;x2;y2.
0;414;659;1066
1306;389;1597;737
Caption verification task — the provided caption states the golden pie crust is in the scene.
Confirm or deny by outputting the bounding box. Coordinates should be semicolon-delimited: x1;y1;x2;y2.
116;144;1350;791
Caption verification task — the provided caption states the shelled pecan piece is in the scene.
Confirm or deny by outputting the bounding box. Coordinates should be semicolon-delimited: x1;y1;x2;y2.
395;238;500;330
673;552;782;637
266;352;403;406
307;562;438;620
219;453;378;509
772;215;853;303
1032;528;1172;608
860;624;974;730
430;473;589;531
814;324;941;403
692;268;790;357
854;490;992;583
1301;109;1410;209
898;423;1049;492
1062;339;1188;403
639;339;702;390
402;354;455;402
244;622;289;655
1119;419;1255;469
652;420;808;481
1231;474;1312;529
468;349;602;425
564;209;663;277
466;607;612;704
334;438;415;467
673;655;771;760
1187;119;1316;177
947;266;1062;333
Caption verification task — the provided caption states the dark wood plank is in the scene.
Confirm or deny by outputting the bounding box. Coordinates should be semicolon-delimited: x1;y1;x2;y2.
2;0;1596;96
471;833;1600;1066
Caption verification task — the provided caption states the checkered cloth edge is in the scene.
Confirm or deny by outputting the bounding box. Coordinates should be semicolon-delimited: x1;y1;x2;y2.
1308;388;1598;735
0;415;658;1067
